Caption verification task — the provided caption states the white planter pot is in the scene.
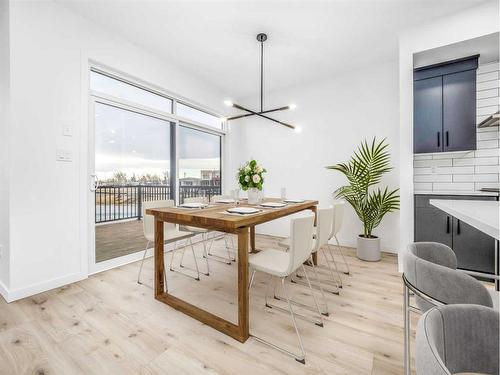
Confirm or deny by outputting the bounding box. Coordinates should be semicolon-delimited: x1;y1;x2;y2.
356;235;381;262
247;188;260;205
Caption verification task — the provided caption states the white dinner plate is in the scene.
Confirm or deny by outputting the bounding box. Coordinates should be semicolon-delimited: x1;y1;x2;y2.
283;199;305;203
227;207;260;215
216;199;236;204
260;202;287;208
179;202;207;209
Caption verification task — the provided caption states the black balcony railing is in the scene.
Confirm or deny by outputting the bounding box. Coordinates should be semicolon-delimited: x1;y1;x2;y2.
95;184;221;223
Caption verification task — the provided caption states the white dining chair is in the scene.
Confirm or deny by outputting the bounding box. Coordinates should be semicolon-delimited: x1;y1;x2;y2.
279;207;341;295
202;194;236;264
178;196;211;276
248;214;324;364
137;199;198;286
329;201;350;275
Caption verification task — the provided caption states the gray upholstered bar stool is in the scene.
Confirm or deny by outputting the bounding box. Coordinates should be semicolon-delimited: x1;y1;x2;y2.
416;304;499;375
402;241;498;375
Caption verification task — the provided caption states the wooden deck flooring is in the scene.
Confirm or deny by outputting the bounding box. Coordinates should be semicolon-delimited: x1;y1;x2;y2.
0;235;416;374
95;220;147;262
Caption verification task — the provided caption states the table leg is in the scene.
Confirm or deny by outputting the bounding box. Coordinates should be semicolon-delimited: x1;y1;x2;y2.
250;225;256;253
237;228;250;340
153;223;250;343
154;217;165;297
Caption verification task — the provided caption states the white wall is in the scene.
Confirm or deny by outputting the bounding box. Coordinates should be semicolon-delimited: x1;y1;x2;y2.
228;60;401;252
399;0;500;267
4;1;226;301
0;0;10;294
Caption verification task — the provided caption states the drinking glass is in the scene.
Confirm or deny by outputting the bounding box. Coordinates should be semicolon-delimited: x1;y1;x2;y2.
280;187;287;201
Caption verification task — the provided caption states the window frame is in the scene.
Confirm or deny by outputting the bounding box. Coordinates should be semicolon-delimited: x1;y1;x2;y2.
88;64;226;205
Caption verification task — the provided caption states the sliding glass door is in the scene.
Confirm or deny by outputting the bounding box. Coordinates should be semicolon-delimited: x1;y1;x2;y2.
94;102;173;263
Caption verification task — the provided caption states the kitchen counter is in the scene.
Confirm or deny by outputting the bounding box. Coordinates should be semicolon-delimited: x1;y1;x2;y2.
416;190;499;197
430;199;500;240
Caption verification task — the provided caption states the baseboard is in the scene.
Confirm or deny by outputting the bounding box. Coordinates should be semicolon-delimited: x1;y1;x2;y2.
5;271;87;303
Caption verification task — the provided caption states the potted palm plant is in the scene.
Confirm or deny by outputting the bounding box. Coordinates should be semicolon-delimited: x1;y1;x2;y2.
326;138;399;261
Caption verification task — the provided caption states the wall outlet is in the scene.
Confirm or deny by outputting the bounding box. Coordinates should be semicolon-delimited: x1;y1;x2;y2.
63;125;73;137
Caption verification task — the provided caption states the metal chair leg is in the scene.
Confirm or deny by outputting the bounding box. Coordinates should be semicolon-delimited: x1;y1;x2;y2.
308;257;329;316
300;265;325;326
137;240;150;284
323;246;343;289
201;233;211;276
206;233;233;264
248;269;256;290
333;235;350;275
404;283;411;375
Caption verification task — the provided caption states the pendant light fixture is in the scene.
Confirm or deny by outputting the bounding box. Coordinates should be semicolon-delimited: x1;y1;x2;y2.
224;33;300;132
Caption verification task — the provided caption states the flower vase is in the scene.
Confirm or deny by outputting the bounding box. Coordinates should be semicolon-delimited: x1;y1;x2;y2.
247;188;260;205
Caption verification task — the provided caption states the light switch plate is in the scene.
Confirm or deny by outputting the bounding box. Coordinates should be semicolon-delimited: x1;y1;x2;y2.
56;148;73;162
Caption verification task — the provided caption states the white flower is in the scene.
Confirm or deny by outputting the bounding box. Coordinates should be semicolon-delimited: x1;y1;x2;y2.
255;166;263;173
252;174;261;184
244;166;251;173
244;176;250;182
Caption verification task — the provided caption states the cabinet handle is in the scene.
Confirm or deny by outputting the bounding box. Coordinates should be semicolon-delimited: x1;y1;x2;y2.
446;131;449;147
437;132;440;148
457;219;461;235
446;216;450;233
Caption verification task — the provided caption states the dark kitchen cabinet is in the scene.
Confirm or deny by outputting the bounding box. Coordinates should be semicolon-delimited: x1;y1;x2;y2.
413;55;478;154
414;194;498;276
443;70;477;152
414;77;443;153
452;217;495;274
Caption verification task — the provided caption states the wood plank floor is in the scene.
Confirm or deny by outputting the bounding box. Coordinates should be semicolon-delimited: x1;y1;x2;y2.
0;234;416;375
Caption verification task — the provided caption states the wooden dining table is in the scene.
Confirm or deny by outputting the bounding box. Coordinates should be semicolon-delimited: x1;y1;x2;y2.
146;198;318;343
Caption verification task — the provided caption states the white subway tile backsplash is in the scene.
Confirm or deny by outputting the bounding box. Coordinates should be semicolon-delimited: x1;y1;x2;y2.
414;174;452;183
477;131;499;141
477;88;499;99
477;62;500;74
477;79;500;91
413;62;500;194
478;139;499;149
477;71;499;82
414;159;452;168
474;148;500;157
435;166;475;174
477;105;499;116
477;96;500;107
475;165;500;173
453;174;498;182
432;151;474;159
433;182;475;191
414;182;432;191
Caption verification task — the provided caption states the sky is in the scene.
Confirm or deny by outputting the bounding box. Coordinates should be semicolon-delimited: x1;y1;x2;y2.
95;102;220;180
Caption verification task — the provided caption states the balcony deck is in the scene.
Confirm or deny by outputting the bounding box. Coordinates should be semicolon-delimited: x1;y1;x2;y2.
96;220;147;262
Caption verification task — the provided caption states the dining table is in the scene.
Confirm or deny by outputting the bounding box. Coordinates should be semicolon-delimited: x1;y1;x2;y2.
146;197;318;343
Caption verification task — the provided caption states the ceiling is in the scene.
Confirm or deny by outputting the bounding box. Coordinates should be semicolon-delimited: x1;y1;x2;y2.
414;32;499;68
58;0;491;102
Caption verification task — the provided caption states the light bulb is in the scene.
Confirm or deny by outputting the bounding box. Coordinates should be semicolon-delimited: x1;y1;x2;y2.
294;126;302;133
224;100;234;107
288;103;297;110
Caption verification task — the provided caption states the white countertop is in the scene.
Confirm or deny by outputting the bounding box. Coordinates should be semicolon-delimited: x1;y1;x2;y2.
430;199;500;240
416;190;499;197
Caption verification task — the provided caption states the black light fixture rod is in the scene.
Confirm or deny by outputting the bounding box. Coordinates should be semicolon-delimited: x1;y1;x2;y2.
227;105;290;121
233;103;295;130
260;39;263;112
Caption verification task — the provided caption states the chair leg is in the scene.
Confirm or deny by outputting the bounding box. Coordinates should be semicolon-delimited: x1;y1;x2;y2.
333;235;350;275
322;247;343;290
248;269;256;290
189;238;201;280
205;233;232;264
404;283;411;375
201;233;211;276
300;265;324;327
308;257;329;316
137;240;150;285
280;277;307;364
